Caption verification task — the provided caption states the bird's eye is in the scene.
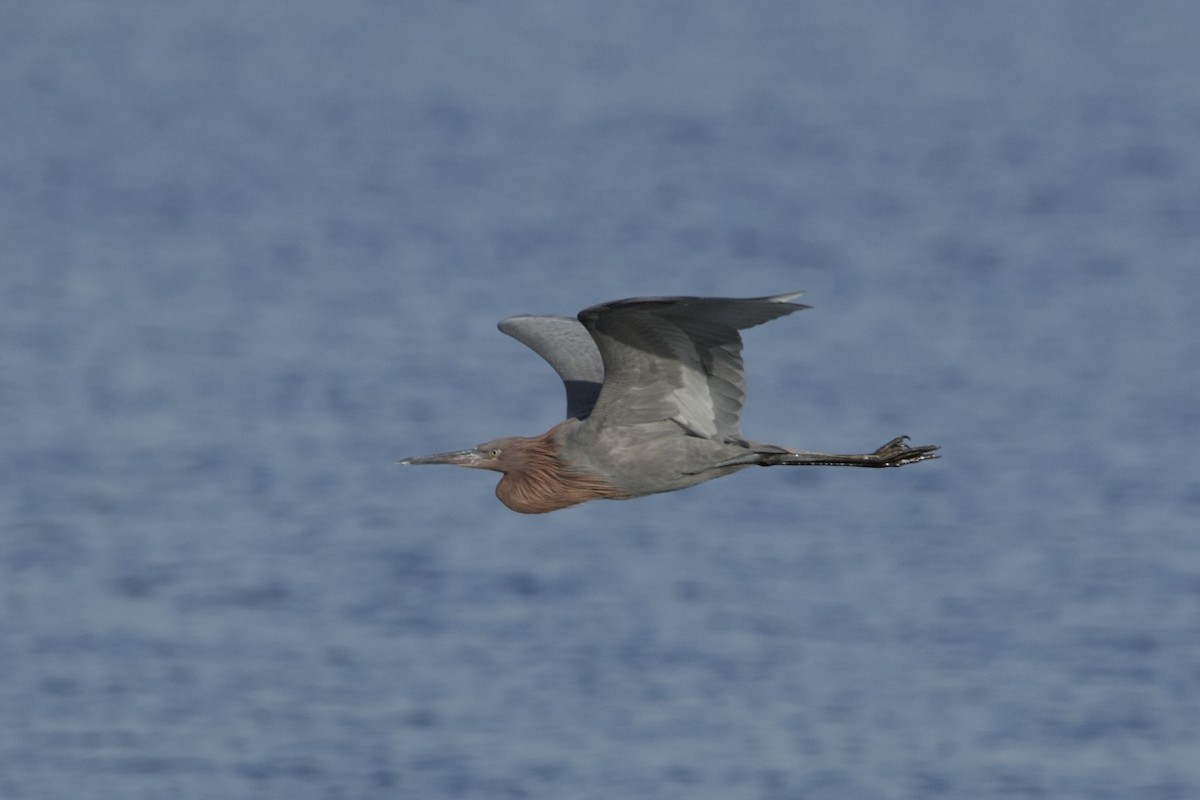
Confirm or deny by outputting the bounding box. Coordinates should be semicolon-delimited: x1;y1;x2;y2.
488;448;502;458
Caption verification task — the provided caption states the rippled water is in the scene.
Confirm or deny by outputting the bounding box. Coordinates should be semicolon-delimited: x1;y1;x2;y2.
3;2;1199;798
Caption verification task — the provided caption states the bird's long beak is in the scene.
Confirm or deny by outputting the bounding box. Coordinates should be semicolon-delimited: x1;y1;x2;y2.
397;448;485;467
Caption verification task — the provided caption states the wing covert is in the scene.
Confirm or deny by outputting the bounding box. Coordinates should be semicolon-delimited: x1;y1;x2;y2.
498;314;605;420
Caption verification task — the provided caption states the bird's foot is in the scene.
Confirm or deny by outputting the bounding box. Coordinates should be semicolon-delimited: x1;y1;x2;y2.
868;436;940;467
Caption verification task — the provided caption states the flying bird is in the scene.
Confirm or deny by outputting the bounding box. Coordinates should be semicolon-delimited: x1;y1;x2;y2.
400;293;938;513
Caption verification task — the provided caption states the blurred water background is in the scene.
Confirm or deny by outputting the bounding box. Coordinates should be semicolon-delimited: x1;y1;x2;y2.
2;2;1199;798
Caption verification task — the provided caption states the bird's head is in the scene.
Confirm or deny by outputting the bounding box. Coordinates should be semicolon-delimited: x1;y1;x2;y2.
398;436;528;474
399;425;625;513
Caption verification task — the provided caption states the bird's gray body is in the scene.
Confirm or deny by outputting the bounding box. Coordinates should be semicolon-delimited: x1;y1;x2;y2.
501;293;807;496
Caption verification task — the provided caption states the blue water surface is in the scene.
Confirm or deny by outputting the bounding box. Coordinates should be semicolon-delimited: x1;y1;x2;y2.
2;2;1199;798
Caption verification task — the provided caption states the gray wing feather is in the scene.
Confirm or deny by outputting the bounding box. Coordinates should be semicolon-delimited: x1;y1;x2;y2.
498;315;605;420
577;293;809;439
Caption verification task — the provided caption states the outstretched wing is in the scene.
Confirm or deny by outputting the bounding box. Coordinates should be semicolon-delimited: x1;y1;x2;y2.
577;293;809;439
498;314;605;421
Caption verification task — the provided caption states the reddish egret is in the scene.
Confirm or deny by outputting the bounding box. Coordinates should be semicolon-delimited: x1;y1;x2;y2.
400;293;938;513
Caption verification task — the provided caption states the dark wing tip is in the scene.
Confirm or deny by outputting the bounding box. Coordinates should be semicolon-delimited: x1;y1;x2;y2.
578;291;810;322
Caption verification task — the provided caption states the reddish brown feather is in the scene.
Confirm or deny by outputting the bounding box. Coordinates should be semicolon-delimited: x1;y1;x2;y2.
492;425;628;514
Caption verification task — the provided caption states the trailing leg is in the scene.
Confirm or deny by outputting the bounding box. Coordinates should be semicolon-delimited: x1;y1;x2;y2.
718;436;939;469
